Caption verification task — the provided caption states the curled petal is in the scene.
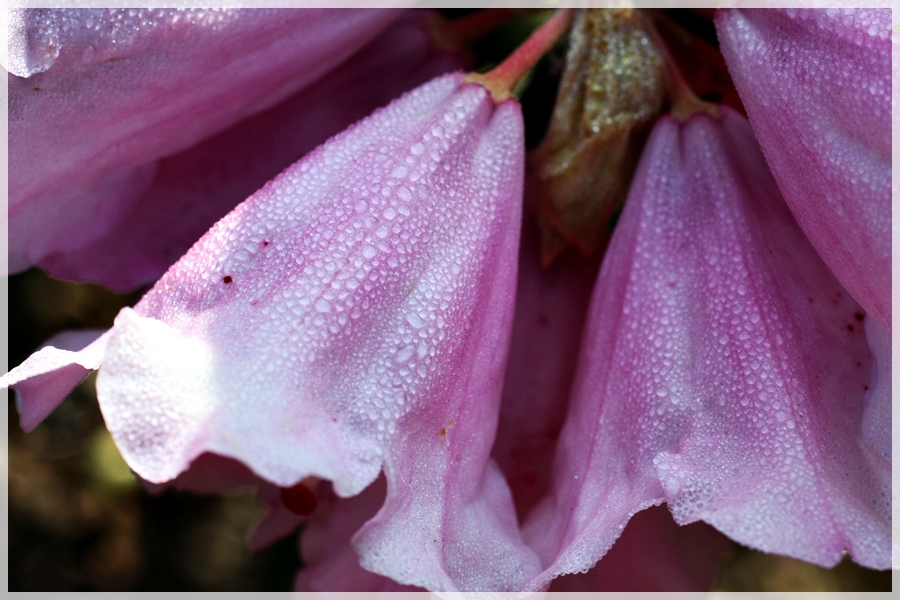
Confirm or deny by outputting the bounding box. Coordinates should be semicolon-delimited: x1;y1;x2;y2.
715;8;891;331
4;71;534;590
523;109;890;588
7;8;399;275
0;329;109;431
35;11;465;292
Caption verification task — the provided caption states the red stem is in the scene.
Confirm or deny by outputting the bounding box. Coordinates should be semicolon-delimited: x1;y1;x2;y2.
466;8;573;101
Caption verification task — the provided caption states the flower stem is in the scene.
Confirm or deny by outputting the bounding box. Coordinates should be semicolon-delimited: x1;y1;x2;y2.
466;8;573;102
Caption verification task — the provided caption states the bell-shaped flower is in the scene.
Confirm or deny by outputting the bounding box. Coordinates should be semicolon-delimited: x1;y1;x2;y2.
7;8;400;278
520;107;891;591
714;8;891;331
29;10;465;292
2;68;542;591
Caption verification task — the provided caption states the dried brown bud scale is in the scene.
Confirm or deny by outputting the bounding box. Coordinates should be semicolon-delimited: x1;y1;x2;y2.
532;8;667;264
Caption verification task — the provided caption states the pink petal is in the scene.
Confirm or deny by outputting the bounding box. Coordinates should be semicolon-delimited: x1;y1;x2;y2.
549;504;733;591
715;8;891;331
492;191;602;519
35;11;466;292
295;477;421;592
7;8;399;275
0;329;109;431
88;73;535;590
495;201;732;591
522;109;890;589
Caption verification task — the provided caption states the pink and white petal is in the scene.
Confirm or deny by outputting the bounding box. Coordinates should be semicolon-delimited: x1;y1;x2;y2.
523;109;890;589
549;504;733;591
36;11;466;292
1;329;109;431
93;73;535;590
295;478;421;592
8;8;400;274
715;8;891;331
492;191;602;519
348;101;541;592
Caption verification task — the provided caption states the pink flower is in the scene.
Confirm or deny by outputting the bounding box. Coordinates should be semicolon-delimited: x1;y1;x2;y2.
4;68;535;590
2;7;891;591
31;10;466;292
519;109;890;589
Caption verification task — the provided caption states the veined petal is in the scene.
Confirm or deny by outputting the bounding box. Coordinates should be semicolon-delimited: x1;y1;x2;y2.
34;11;465;292
715;8;891;331
523;109;890;588
88;72;535;591
7;8;400;275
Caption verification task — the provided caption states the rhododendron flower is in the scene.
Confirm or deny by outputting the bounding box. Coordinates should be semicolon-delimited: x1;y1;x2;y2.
3;40;544;594
520;108;890;590
3;6;892;592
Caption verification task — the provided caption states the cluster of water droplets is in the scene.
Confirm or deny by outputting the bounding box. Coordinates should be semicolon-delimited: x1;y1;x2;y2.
783;7;892;42
720;8;890;259
557;110;888;567
138;74;517;452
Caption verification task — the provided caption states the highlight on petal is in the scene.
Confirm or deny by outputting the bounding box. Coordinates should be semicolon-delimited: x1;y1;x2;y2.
35;11;466;292
0;329;109;431
73;72;536;591
522;108;890;590
715;8;891;331
7;8;400;276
